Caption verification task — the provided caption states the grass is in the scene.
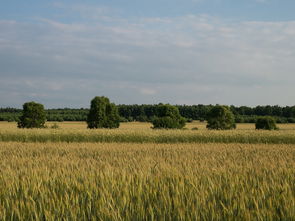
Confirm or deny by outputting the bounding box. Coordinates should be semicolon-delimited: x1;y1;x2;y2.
0;142;294;220
1;121;295;144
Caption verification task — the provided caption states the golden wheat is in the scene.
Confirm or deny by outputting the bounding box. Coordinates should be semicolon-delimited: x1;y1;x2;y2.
1;127;295;144
2;122;295;144
0;142;294;220
1;121;295;130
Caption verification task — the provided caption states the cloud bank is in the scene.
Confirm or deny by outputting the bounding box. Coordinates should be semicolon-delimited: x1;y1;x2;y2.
0;7;295;107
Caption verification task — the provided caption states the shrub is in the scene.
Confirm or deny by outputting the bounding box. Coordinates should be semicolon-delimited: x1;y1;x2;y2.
127;117;134;122
234;115;244;123
119;117;129;122
152;104;186;129
206;105;236;130
275;117;287;124
7;116;15;122
287;118;295;123
18;102;46;128
255;116;278;130
136;115;148;122
87;96;120;129
186;118;193;123
56;116;64;122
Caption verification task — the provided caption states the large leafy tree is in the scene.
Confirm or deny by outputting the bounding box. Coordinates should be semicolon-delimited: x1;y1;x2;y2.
18;102;46;128
87;96;120;129
152;104;186;129
206;105;236;130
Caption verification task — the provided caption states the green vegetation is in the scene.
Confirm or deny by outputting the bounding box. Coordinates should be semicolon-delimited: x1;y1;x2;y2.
152;104;186;129
206;105;236;130
87;96;120;129
0;142;294;220
2;104;295;123
2;128;295;144
17;102;46;128
256;116;278;130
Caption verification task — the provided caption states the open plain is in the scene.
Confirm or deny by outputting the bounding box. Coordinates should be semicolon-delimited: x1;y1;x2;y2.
0;122;294;220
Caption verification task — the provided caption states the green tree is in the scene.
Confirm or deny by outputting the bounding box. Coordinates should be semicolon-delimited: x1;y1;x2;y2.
152;104;186;129
18;102;46;128
87;96;120;129
255;116;278;130
206;105;236;130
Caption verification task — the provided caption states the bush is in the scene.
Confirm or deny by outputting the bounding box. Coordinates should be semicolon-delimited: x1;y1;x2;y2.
87;96;120;129
136;115;148;122
234;115;244;123
255;116;278;130
7;116;15;122
206;105;236;130
57;117;64;122
119;117;129;122
186;118;193;123
18;102;46;128
275;117;287;124
287;118;295;123
152;104;186;129
127;117;134;122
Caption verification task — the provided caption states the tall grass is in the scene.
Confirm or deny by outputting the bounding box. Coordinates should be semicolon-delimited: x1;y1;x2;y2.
0;142;294;220
1;129;295;144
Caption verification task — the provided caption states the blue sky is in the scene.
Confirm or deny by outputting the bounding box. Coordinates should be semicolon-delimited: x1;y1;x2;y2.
1;0;295;107
1;0;295;21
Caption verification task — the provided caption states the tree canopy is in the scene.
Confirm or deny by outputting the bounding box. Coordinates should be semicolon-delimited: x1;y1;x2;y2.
255;116;278;130
87;96;120;129
206;105;236;130
17;102;46;128
152;104;186;129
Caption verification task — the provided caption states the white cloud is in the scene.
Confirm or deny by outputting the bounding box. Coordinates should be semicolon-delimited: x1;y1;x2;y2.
1;11;295;106
140;88;157;95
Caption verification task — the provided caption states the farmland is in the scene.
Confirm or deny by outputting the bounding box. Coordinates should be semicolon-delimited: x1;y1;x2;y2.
0;121;294;220
2;122;295;144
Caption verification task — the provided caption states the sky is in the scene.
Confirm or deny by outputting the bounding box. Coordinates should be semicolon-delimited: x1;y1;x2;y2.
1;0;295;108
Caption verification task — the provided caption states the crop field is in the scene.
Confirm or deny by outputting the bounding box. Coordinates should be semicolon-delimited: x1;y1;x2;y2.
2;121;295;144
0;121;294;220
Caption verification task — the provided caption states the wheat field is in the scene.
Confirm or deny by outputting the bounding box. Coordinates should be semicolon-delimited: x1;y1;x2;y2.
0;121;295;144
0;122;294;220
0;142;294;220
1;122;295;144
2;121;295;130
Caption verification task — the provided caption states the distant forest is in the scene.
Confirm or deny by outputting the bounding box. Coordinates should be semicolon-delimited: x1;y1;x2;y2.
1;105;295;123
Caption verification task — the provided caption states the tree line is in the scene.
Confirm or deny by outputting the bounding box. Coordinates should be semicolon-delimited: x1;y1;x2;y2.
1;104;295;123
15;98;278;130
